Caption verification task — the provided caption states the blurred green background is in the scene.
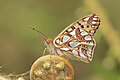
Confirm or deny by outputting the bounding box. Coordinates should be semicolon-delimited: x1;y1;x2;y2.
0;0;120;80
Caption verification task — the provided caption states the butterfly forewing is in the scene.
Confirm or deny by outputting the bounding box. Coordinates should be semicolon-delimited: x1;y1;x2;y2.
52;14;100;63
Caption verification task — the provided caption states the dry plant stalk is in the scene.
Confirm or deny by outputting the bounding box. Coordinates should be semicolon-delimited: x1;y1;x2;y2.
84;0;120;63
30;55;74;80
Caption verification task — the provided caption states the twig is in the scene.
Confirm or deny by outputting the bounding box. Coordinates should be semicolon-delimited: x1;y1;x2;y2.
0;64;6;70
9;71;29;79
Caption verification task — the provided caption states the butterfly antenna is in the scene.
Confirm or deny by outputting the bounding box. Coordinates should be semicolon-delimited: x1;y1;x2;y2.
29;26;47;39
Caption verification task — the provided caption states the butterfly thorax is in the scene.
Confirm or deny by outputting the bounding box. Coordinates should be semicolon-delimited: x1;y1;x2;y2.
44;38;57;54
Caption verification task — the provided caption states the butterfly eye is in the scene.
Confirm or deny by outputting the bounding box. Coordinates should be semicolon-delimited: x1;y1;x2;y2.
81;25;84;28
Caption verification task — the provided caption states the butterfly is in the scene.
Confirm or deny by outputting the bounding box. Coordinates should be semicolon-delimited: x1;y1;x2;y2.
32;14;100;63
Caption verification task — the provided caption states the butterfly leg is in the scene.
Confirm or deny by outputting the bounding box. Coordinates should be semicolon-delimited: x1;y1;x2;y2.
42;48;47;56
49;49;52;58
62;52;69;61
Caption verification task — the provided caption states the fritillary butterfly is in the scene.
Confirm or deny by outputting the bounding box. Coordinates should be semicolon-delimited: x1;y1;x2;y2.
33;14;100;63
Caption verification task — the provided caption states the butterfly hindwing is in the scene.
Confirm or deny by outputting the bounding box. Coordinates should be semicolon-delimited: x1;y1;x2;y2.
52;14;100;63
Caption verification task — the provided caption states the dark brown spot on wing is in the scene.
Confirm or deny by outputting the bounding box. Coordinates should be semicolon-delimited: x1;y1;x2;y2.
77;22;81;26
71;26;75;29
